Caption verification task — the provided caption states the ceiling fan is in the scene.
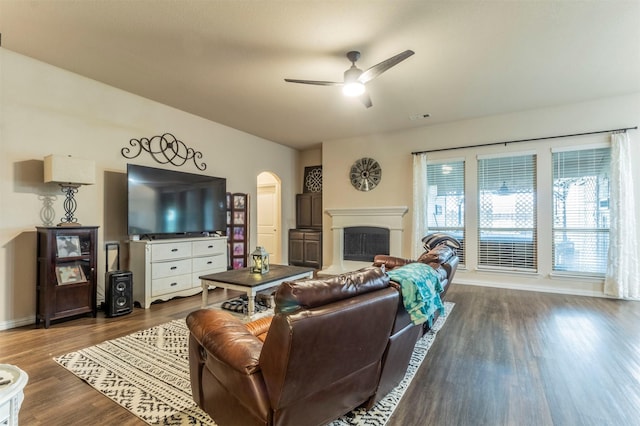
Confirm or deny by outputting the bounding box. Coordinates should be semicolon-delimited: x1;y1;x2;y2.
284;50;415;108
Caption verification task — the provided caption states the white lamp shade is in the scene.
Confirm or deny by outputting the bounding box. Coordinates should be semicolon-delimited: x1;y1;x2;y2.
44;155;96;185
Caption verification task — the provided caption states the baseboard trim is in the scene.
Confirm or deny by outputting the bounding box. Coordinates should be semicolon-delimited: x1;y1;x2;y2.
453;278;606;298
0;315;35;331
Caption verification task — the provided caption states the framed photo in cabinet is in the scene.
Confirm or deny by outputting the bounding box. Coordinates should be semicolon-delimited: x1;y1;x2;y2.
56;236;81;258
55;262;86;285
233;226;245;241
233;211;245;225
233;194;246;210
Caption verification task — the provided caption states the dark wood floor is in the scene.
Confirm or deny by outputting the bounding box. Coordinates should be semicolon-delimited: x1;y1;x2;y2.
2;284;640;426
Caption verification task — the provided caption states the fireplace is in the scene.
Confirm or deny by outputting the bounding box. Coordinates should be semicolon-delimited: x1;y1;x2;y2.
343;227;390;261
322;206;408;275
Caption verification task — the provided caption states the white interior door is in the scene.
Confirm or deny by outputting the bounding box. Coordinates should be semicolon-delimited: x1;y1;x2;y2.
257;182;281;264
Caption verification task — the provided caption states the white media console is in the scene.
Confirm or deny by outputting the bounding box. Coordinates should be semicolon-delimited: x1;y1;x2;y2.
129;236;227;309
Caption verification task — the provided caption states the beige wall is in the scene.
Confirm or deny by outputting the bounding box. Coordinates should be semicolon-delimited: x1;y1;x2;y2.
0;49;299;329
2;45;638;328
322;93;640;297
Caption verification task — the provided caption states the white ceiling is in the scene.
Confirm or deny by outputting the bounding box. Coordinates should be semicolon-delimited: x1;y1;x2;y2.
1;1;639;150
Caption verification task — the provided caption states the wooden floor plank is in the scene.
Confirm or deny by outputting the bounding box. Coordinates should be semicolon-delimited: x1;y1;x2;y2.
2;284;640;426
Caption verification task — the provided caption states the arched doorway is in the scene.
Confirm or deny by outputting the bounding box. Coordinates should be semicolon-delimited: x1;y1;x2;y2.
256;172;282;264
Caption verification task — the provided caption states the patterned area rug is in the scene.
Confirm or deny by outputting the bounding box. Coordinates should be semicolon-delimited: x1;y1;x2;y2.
54;302;454;425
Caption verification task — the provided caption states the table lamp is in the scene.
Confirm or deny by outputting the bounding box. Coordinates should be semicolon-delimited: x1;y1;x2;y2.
44;155;96;226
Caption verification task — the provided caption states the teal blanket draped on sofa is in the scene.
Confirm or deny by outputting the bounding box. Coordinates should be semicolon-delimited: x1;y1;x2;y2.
387;262;445;327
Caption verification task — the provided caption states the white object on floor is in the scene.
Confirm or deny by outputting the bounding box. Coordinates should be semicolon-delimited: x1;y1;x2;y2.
0;364;28;426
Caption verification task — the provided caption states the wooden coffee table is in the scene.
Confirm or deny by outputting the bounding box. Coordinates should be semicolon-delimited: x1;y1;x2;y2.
200;264;314;318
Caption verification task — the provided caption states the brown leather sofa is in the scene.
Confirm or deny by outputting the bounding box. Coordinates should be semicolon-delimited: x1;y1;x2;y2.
366;243;459;407
186;267;400;426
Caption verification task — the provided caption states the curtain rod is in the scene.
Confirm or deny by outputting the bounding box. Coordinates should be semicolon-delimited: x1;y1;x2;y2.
411;126;638;155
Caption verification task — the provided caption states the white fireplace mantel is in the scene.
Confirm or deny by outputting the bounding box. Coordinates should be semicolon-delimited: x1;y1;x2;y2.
321;206;408;275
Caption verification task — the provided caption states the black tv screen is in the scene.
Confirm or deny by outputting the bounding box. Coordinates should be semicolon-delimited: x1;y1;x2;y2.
127;164;227;238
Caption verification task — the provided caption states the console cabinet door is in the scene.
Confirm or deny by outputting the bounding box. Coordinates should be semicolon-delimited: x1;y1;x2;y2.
288;229;321;268
296;193;322;229
288;230;305;265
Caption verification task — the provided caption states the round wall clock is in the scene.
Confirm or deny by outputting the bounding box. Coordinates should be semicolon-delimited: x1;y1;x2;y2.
350;157;382;191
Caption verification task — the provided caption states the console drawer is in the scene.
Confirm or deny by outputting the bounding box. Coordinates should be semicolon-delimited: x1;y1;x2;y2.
151;258;192;279
193;239;226;256
192;254;226;273
151;274;192;297
151;241;192;261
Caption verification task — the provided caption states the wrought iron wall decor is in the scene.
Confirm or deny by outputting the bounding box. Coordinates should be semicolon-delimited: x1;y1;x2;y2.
303;165;322;193
121;133;207;170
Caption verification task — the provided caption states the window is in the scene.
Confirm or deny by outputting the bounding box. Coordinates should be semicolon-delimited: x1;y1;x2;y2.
426;160;465;263
477;154;537;270
552;146;611;274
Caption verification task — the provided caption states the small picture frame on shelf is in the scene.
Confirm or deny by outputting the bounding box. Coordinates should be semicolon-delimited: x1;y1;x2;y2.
233;242;244;256
55;263;86;285
233;258;245;269
56;236;81;258
233;226;245;241
226;193;231;209
227;211;232;225
233;211;245;225
233;194;246;210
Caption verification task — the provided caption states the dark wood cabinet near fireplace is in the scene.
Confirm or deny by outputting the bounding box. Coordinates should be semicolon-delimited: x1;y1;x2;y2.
288;229;322;269
35;226;98;328
296;192;323;229
289;192;322;268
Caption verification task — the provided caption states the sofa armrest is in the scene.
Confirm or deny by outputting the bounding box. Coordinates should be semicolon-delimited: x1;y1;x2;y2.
186;309;263;374
245;316;273;341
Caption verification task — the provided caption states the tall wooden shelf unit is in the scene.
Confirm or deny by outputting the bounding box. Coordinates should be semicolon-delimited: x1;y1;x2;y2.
35;226;98;328
289;192;322;268
227;192;249;269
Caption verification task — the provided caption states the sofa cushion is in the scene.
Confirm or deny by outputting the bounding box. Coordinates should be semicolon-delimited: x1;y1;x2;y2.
275;266;390;314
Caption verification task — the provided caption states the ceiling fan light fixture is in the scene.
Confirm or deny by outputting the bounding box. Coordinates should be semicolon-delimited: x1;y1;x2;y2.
284;49;414;107
342;81;365;97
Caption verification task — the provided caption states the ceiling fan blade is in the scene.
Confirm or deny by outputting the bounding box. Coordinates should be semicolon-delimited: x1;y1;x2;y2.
284;78;342;86
359;92;373;108
357;50;415;84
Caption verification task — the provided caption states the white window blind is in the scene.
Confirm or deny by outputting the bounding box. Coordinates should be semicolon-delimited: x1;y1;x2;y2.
552;147;611;274
477;154;537;270
426;160;465;263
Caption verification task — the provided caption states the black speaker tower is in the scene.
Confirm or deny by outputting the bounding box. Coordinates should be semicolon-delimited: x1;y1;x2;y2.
105;271;133;317
105;242;133;317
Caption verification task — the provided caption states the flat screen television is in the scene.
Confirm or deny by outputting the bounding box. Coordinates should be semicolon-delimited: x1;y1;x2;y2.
127;164;227;239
